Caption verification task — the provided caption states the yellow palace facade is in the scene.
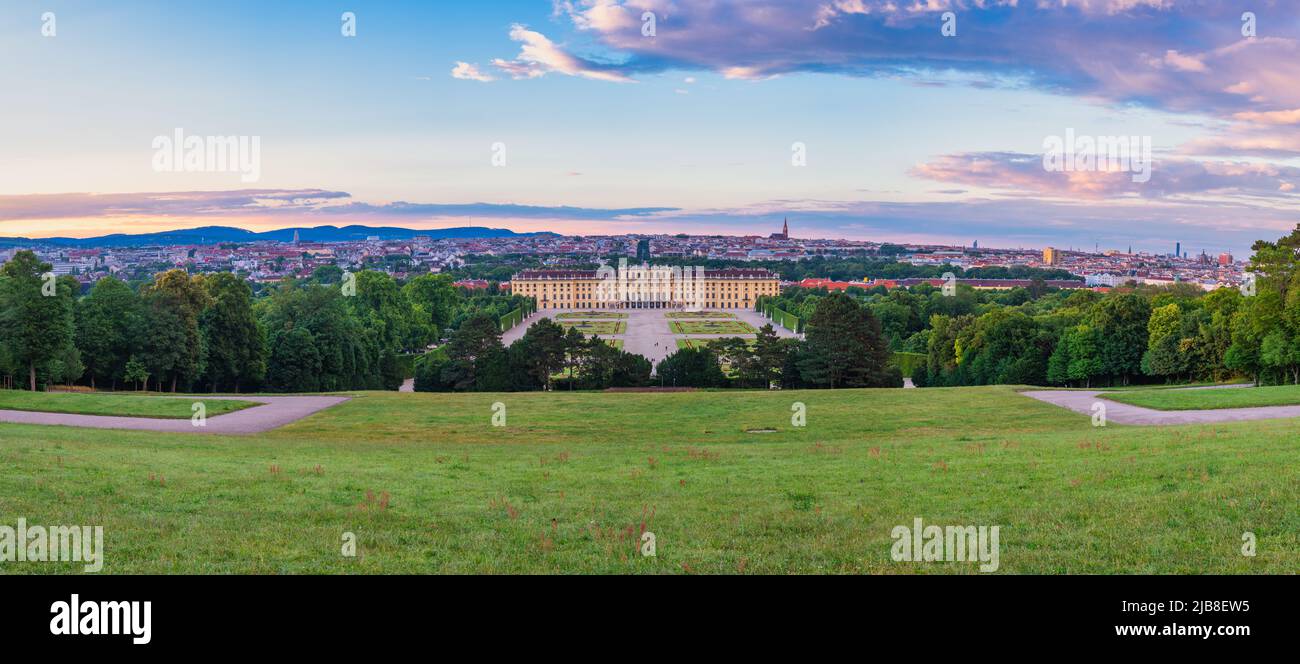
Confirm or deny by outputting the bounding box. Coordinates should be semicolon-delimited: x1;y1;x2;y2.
510;265;780;310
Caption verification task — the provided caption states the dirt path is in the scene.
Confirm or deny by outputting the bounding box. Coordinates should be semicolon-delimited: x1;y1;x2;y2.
0;395;351;435
1021;388;1300;425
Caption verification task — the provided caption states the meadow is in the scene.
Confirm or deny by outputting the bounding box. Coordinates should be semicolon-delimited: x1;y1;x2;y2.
0;391;258;419
1104;385;1300;411
0;386;1294;574
665;312;737;319
560;321;626;335
554;312;628;320
669;320;758;335
676;338;754;350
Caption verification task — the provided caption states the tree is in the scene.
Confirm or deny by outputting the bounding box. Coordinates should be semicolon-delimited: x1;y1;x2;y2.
267;327;322;392
141;270;210;392
1142;303;1183;382
75;277;143;390
0;251;74;390
1259;329;1300;384
440;314;506;391
925;314;971;386
1046;333;1071;386
654;346;726;388
711;337;756;386
561;327;586;389
259;282;379;391
49;336;84;386
514;318;567;390
957;309;1050;385
751;324;789;388
403;273;459;345
123;356;150;391
1090;293;1150;385
141;305;189;392
1225;298;1266;385
413;349;450;392
1065;324;1104;388
798;293;896;388
349;271;416;353
200;272;266;392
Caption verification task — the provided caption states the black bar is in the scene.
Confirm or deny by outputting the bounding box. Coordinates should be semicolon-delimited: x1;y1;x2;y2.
2;575;1289;654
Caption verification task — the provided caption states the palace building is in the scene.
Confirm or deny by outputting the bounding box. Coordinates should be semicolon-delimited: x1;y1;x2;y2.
511;265;780;310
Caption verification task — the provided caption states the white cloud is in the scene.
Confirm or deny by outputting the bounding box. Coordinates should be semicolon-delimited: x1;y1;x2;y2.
491;24;634;82
451;61;495;82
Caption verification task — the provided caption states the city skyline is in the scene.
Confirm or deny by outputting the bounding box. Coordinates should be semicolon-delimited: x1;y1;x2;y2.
0;217;1239;261
4;1;1298;256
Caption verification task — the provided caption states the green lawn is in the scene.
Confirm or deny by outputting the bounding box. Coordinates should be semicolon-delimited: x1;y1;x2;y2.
1055;380;1250;392
554;312;628;320
561;321;626;335
0;386;1294;573
0;391;260;419
666;312;737;319
669;320;757;335
1104;384;1300;411
676;338;754;350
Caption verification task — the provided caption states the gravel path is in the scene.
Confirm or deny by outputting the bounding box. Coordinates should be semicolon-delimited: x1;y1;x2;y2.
0;395;351;435
1021;389;1300;425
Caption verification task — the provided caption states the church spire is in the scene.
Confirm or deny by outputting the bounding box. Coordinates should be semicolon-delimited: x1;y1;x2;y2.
782;218;789;239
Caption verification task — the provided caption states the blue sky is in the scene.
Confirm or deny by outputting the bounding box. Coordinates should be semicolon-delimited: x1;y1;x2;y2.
2;1;1299;255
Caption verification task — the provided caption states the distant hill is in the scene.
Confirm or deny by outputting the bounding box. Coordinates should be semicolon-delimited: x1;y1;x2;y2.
0;225;554;248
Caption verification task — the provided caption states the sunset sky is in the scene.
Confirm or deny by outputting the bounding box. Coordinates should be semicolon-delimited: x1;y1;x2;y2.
3;1;1299;255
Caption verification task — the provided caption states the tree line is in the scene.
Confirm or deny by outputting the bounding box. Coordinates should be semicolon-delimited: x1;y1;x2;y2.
0;251;514;393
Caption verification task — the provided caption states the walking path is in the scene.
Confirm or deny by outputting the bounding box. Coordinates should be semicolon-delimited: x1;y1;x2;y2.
1021;388;1300;425
0;395;351;435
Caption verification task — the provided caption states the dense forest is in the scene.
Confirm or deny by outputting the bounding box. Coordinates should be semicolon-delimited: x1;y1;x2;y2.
0;252;525;393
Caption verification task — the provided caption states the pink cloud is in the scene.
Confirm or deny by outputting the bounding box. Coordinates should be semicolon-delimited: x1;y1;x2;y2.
912;152;1300;200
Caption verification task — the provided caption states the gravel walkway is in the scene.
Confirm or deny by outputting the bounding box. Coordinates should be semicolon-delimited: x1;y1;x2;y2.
0;395;351;435
1021;388;1300;425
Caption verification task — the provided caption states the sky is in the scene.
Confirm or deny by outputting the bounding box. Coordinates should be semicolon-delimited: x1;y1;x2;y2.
2;0;1299;255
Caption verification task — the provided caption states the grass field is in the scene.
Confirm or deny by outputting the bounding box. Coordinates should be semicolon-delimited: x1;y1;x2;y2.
0;391;260;419
561;321;626;335
1056;380;1250;392
1;385;1295;574
1105;385;1300;411
669;320;757;335
675;338;754;350
665;312;737;319
554;312;628;320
